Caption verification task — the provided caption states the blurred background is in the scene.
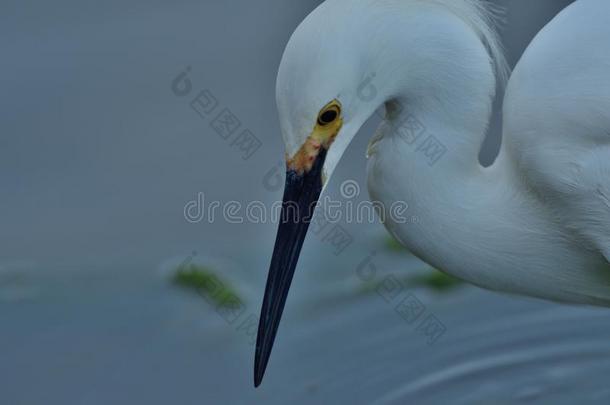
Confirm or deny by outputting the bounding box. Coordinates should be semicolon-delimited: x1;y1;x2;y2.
6;1;610;404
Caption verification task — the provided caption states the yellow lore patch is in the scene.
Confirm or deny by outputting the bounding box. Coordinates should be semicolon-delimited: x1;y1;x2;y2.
287;99;343;174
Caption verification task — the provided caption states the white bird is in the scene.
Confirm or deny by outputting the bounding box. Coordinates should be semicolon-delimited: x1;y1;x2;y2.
254;0;610;386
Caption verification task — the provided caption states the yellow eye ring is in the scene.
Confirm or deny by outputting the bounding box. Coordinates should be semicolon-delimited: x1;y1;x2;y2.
317;105;341;126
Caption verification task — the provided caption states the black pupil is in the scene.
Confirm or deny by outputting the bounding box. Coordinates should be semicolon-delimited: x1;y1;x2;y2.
319;109;337;125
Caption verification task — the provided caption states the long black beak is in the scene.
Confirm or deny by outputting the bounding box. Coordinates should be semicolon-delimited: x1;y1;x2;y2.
254;148;327;387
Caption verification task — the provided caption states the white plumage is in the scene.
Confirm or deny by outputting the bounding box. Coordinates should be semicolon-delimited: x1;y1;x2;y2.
276;0;610;305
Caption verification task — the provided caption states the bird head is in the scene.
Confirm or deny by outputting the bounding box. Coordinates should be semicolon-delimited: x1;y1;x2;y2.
274;2;383;185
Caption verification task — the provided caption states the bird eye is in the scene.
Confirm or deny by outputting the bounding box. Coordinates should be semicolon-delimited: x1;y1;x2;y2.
318;107;340;126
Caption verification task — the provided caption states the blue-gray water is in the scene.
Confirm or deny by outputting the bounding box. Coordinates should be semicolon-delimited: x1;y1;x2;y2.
5;0;609;404
3;237;610;404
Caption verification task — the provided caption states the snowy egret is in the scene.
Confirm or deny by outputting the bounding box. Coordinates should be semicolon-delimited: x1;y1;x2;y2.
254;0;610;386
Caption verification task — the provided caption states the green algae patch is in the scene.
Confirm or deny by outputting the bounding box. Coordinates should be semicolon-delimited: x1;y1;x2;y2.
173;264;241;307
384;236;408;253
408;271;463;292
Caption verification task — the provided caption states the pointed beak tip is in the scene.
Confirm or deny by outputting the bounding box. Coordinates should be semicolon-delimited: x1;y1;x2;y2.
254;373;263;388
253;350;266;388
